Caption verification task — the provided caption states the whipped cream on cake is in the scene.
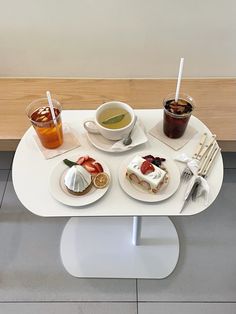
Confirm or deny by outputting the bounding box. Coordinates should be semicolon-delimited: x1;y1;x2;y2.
126;155;167;193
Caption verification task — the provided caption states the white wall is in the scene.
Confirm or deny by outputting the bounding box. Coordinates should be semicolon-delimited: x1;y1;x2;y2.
1;0;236;77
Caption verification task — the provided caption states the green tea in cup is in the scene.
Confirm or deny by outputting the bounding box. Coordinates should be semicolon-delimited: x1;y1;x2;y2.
83;101;135;141
98;107;132;129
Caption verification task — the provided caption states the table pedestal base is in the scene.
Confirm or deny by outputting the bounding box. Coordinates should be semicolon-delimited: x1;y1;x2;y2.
60;216;179;278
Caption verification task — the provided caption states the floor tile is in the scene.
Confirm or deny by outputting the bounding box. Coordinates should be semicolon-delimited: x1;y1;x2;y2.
139;303;236;314
222;152;236;169
0;170;9;206
0;152;15;169
0;302;137;314
138;169;236;301
0;174;136;302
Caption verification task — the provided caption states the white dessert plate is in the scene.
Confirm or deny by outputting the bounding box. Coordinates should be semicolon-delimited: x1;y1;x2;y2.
49;154;111;207
118;152;180;202
86;120;148;153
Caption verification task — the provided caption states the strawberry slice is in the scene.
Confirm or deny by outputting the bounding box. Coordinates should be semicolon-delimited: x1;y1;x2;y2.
140;160;155;175
93;162;103;173
77;157;85;165
76;155;103;174
77;156;95;165
87;156;95;162
83;164;96;173
82;160;95;168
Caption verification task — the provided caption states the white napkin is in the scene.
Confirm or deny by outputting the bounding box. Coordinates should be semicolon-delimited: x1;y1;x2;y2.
175;153;200;174
34;124;81;159
176;153;209;204
184;174;209;205
111;123;148;151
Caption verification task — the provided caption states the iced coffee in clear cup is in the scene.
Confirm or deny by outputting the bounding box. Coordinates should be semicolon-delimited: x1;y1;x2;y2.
163;93;195;139
26;98;63;149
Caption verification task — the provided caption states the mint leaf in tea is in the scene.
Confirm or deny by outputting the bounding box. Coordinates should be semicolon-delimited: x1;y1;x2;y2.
99;108;131;129
102;114;125;125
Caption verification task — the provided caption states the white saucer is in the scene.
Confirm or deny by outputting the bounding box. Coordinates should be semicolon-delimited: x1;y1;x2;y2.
118;151;180;202
49;153;110;207
86;122;148;153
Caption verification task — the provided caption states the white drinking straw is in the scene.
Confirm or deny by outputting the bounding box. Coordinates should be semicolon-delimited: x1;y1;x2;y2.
175;57;185;103
46;90;57;125
46;91;62;146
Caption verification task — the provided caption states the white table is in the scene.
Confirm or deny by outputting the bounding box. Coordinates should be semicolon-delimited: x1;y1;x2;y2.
13;109;223;278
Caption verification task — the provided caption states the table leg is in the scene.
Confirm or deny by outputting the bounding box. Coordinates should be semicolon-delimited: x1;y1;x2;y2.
60;216;179;278
132;216;142;246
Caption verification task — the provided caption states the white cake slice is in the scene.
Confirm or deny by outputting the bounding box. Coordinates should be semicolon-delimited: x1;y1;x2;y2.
126;155;167;193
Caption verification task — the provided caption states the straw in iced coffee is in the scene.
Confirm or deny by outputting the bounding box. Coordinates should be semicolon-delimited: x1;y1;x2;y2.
174;57;184;103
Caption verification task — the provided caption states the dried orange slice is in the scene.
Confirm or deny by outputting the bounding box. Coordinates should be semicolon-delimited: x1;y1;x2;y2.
93;172;110;189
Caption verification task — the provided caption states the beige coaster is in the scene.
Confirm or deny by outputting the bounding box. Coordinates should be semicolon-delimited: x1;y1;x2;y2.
34;124;81;159
149;121;198;150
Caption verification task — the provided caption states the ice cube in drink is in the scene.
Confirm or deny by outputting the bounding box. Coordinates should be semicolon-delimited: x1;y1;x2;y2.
163;94;194;139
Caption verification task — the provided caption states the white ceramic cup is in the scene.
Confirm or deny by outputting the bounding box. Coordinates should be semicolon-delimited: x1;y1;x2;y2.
83;101;135;141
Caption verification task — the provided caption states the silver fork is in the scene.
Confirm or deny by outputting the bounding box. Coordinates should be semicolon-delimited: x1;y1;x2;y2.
181;133;207;181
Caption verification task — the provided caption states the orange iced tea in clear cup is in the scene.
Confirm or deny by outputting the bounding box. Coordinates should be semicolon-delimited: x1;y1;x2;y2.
26;98;63;149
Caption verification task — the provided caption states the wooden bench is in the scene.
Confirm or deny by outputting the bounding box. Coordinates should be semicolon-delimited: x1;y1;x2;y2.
0;78;235;151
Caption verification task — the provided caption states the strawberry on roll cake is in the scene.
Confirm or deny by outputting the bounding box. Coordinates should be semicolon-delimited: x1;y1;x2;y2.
126;155;167;193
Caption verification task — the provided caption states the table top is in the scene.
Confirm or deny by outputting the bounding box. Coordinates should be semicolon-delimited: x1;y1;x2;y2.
12;109;224;217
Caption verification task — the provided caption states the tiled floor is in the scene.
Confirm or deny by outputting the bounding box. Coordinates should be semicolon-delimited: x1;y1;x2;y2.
0;151;235;313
